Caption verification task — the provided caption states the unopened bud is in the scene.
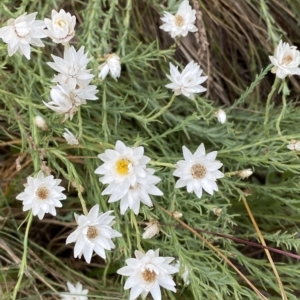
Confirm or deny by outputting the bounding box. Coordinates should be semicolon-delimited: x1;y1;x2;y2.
215;109;226;124
142;220;160;239
71;181;84;193
172;211;183;219
287;140;300;151
238;169;253;179
213;208;222;216
34;116;47;130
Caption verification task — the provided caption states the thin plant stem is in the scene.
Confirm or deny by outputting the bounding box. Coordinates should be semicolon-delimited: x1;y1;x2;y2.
264;76;280;137
12;211;33;300
242;196;287;300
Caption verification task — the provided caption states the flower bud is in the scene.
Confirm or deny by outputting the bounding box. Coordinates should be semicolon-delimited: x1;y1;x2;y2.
142;220;160;239
34;116;48;130
238;169;253;179
287;140;300;151
215;109;226;124
172;210;183;219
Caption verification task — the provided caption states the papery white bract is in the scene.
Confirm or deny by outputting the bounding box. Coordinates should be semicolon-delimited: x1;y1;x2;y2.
66;204;122;263
166;61;207;100
47;46;94;88
43;82;98;121
99;53;121;80
0;12;46;59
175;260;190;285
102;168;163;215
269;40;300;79
16;170;66;220
215;109;226;124
44;9;76;44
95;140;150;201
63;128;79;145
173;144;224;198
160;0;197;38
59;282;88;300
117;249;178;300
287;140;300;151
142;220;160;239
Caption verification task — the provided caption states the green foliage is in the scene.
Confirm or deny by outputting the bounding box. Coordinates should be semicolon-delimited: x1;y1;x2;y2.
1;0;300;299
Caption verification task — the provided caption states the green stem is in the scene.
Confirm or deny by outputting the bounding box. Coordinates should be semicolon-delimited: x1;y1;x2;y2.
130;211;143;252
12;211;33;300
276;83;287;137
78;189;88;215
264;77;280;137
146;94;176;122
149;161;176;168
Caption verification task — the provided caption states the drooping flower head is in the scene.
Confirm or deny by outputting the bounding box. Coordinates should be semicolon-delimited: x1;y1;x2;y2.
43;82;98;121
0;12;46;59
59;282;88;300
160;0;198;38
269;40;300;79
166;61;207;100
44;9;76;44
173;143;224;198
66;204;122;263
98;53;121;80
47;46;94;88
117;249;179;300
63;128;79;145
102;168;163;215
16;170;66;219
95;140;151;201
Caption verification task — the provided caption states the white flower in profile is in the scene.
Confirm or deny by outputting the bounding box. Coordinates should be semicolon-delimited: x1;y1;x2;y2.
59;282;88;300
102;168;163;215
142;220;160;239
16;170;66;220
166;61;207;100
173;144;224;198
44;82;98;121
44;9;76;44
95;140;150;200
63;128;79;145
98;53;121;80
175;260;190;285
47;46;94;88
66;204;122;263
215;109;226;124
287;140;300;151
117;249;178;300
160;0;197;38
269;40;300;79
0;12;46;59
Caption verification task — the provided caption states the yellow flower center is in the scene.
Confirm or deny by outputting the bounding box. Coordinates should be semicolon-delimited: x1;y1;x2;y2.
116;159;131;175
36;187;49;200
142;268;157;283
282;55;293;65
175;15;185;27
87;226;98;239
56;19;67;28
191;164;207;179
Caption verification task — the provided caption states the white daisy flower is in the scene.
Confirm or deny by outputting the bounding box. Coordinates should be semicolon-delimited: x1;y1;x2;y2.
95;140;151;201
98;53;121;80
215;109;226;124
117;249;178;300
43;82;98;121
269;40;300;79
44;9;76;44
16;170;66;220
47;46;94;88
173;144;224;198
166;61;207;100
0;12;46;59
102;168;163;215
63;128;79;145
175;260;190;285
160;0;198;38
142;220;160;239
66;204;122;263
59;282;88;300
287;140;300;151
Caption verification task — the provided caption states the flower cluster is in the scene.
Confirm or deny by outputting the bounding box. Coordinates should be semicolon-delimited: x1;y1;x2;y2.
95;140;163;214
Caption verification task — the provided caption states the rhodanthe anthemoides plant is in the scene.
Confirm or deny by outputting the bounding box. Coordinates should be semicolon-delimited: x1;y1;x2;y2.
2;0;300;299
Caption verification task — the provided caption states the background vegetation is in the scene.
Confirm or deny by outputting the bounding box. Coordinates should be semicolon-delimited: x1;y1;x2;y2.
1;0;300;299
